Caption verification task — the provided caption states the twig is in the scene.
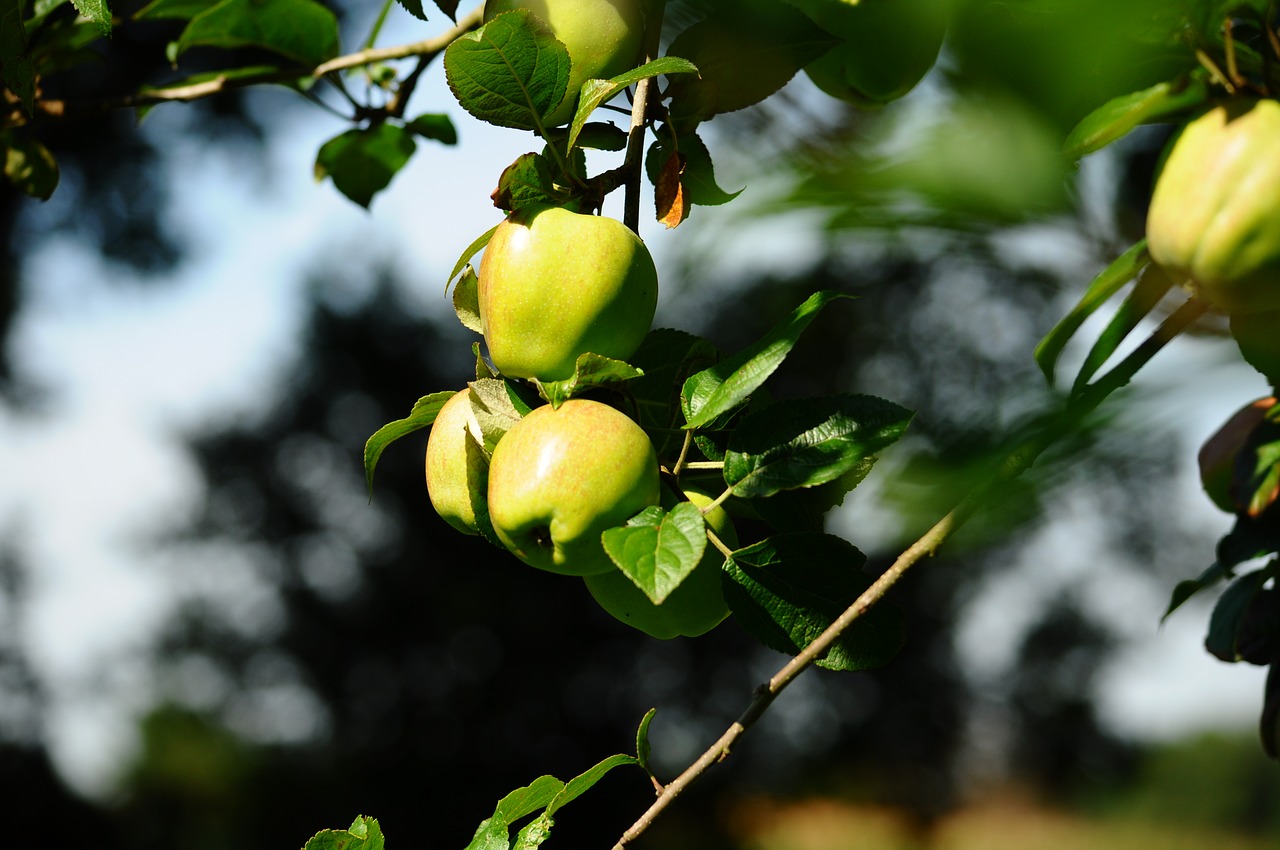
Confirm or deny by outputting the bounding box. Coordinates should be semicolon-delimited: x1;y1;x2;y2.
610;295;1209;849
621;0;667;233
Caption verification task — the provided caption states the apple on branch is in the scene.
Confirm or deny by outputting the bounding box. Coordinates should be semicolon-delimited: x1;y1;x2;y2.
478;205;658;382
487;398;661;576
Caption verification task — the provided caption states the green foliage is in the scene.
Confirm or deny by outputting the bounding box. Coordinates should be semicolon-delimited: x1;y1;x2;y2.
173;0;340;66
2;129;59;199
315;123;418;208
305;816;385;850
362;391;455;494
602;502;707;604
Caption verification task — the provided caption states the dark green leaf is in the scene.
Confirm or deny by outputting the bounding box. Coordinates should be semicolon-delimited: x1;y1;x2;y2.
70;0;110;36
304;815;385;850
448;223;499;289
572;121;627;152
3;132;59;199
1064;74;1208;160
432;0;458;20
635;708;657;774
363;391;455;494
683;291;850;429
1069;261;1172;395
1217;514;1280;570
1034;239;1149;386
491;151;566;212
724;394;912;498
405;112;457;144
453;265;482;334
535;353;643;407
134;0;207;20
630;328;720;456
566;55;698;150
396;0;427;21
723;532;904;671
444;10;572;131
665;0;834;130
0;0;34;116
602;503;707;604
177;0;339;66
746;458;877;533
1206;570;1267;662
646;129;742;211
1163;560;1231;622
315;123;416;208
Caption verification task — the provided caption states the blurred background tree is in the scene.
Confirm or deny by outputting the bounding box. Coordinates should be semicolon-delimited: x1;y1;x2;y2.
3;1;1277;849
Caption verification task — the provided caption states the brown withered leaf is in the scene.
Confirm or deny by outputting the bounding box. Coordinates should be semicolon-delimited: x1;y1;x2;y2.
656;150;690;229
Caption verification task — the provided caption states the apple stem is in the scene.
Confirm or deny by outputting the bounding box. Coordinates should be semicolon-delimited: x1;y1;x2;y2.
671;430;694;476
706;527;733;559
700;486;734;516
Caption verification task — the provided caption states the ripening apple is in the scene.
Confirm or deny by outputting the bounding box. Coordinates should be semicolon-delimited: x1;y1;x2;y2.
425;389;489;535
584;485;736;639
487;398;661;575
786;0;946;109
479;205;658;382
1147;98;1280;316
484;0;648;127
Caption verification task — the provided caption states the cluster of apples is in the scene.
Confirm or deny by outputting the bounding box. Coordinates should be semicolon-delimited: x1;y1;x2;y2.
425;202;733;639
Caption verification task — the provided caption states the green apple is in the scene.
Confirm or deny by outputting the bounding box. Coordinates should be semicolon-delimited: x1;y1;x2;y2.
484;0;648;127
1198;396;1276;513
479;205;658;382
584;485;736;639
425;389;489;535
1148;98;1280;316
787;0;946;109
487;398;660;575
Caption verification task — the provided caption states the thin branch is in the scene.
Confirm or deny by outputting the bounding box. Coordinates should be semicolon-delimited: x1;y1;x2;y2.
622;0;667;233
610;295;1208;850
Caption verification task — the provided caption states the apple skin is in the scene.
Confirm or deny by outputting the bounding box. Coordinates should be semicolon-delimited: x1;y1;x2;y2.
1198;396;1277;513
1147;98;1280;316
787;0;946;109
487;398;661;576
425;389;489;535
584;485;736;639
479;205;658;382
484;0;647;127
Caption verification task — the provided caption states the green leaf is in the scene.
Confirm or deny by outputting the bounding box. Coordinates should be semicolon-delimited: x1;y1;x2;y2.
444;10;572;131
1034;239;1149;387
646;129;742;213
1217;514;1280;571
70;0;111;36
635;708;657;774
494;775;566;822
469;377;526;454
664;0;835;130
315;123;416;208
534;353;644;407
629;328;720;457
1206;570;1267;663
747;458;877;534
463;817;511;850
432;0;458;19
0;0;35;116
3;131;59;199
723;532;905;671
565;55;699;150
491;151;566;213
475;341;497;380
602;503;707;604
176;0;340;66
724;394;913;498
363;391;455;494
453;265;483;334
396;0;427;21
447;223;499;289
134;0;207;20
1163;560;1231;622
547;753;640;815
683;291;850;429
405;112;457;144
572;122;627;152
1069;262;1172;396
1064;74;1208;160
304;815;385;850
512;813;553;850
